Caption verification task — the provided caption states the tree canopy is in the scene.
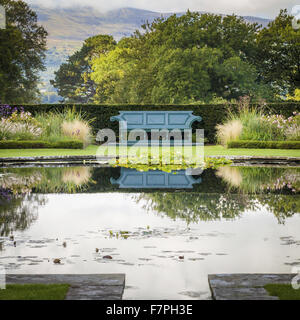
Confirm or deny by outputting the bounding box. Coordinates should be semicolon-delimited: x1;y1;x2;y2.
256;9;300;95
51;35;117;103
0;0;48;103
53;9;299;104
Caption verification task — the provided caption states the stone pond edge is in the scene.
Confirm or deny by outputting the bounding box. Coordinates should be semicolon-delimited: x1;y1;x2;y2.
0;155;299;166
6;274;126;300
208;274;297;300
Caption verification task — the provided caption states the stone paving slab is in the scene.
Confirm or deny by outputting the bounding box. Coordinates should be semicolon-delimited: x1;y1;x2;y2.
208;274;296;300
6;274;125;300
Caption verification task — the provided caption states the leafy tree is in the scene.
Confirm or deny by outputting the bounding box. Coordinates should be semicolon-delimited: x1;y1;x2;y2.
287;89;300;101
138;12;260;60
51;35;116;103
215;56;276;100
256;9;300;95
0;0;47;103
60;10;293;103
90;45;135;103
150;46;222;103
90;11;275;103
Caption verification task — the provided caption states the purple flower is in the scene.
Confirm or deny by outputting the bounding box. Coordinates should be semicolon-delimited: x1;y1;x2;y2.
0;187;13;203
0;105;24;119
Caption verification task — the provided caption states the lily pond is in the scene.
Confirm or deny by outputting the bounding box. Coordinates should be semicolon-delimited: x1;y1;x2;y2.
0;164;299;300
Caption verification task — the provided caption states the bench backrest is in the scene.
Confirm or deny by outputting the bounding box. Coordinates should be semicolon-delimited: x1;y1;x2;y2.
111;111;201;130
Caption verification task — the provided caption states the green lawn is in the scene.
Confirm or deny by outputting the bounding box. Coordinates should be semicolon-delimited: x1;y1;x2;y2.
0;284;70;300
0;145;299;158
264;284;300;300
0;145;99;157
205;146;300;157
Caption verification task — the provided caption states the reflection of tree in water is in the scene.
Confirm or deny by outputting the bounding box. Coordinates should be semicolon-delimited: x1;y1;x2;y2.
0;170;47;239
0;193;47;237
0;166;94;241
135;192;299;225
0;167;94;195
214;166;300;224
256;194;300;224
135;193;257;224
0;166;93;241
217;166;300;195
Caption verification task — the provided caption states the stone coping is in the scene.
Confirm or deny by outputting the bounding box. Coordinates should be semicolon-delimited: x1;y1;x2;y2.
0;155;104;162
6;274;125;300
0;155;299;166
208;274;297;300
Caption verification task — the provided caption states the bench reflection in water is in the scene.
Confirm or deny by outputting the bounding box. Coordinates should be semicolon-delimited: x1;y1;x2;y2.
111;168;202;189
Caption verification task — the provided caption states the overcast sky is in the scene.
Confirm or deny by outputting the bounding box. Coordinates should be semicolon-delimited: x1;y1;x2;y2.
25;0;298;18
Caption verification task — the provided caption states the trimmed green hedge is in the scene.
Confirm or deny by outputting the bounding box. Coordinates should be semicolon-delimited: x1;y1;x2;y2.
12;102;300;143
228;140;300;149
0;140;83;149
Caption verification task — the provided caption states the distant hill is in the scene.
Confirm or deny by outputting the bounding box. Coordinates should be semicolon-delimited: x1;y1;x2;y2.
34;6;271;43
34;6;175;45
32;5;271;103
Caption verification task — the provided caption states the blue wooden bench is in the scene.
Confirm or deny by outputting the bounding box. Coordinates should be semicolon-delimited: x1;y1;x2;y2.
110;111;202;145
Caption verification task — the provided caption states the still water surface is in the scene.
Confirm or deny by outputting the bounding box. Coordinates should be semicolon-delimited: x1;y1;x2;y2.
0;166;299;299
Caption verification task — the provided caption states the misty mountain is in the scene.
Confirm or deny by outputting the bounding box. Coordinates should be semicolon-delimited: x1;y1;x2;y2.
34;6;271;43
34;6;176;43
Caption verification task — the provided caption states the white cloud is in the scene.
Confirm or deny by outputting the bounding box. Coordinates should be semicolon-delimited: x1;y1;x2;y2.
25;0;298;18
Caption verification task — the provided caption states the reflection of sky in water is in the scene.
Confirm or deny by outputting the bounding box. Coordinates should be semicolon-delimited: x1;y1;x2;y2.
0;193;300;300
